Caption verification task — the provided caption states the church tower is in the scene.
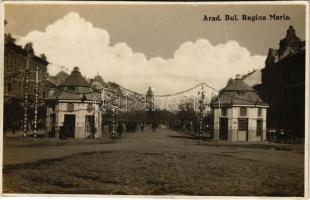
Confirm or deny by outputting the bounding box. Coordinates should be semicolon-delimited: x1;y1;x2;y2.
146;86;154;111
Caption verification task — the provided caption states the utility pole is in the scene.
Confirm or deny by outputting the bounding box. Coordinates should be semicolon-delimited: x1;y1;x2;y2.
110;89;119;140
198;84;205;140
23;45;31;138
126;93;129;122
34;65;39;138
112;108;116;139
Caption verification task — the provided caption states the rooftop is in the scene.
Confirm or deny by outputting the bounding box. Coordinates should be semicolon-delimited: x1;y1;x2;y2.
46;67;100;101
59;67;90;87
211;75;267;106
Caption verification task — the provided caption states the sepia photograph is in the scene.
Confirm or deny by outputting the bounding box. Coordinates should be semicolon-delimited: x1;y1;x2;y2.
1;1;308;197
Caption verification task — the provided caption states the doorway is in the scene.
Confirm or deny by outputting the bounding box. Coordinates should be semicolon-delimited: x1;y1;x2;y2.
219;118;228;140
50;113;56;136
238;118;248;141
64;114;76;138
257;119;263;141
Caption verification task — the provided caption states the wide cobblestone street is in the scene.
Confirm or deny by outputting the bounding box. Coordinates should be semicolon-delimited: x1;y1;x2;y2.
3;127;304;196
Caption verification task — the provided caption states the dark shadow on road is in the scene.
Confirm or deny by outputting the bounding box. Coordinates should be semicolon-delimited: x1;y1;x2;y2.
3;151;114;173
168;135;212;141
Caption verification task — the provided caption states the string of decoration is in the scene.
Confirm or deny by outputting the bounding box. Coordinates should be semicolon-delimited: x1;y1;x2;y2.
49;80;263;106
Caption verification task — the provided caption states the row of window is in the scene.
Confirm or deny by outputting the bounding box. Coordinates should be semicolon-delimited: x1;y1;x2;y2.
67;103;93;113
284;69;304;84
238;118;263;136
5;55;47;76
7;81;43;93
221;107;262;117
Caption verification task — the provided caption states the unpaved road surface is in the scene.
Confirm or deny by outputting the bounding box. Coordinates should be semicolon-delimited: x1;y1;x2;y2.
3;127;304;196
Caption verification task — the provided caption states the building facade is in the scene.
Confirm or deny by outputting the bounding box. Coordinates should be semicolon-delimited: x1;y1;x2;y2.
261;26;305;138
4;34;49;132
45;67;102;139
4;34;49;101
211;75;268;142
241;69;261;88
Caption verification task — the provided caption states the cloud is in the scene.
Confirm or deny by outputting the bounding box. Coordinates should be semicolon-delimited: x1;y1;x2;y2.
17;12;266;95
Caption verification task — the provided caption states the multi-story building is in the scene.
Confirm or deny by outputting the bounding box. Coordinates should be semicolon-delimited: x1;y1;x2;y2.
241;69;264;98
4;33;49;131
45;71;69;97
242;69;261;87
4;34;49;101
261;26;305;139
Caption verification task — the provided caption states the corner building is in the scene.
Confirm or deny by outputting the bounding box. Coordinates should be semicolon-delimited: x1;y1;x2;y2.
211;75;268;142
45;67;102;139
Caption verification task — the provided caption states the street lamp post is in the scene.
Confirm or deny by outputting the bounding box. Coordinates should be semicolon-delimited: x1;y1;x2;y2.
198;84;205;140
33;65;39;139
23;47;31;138
112;108;116;139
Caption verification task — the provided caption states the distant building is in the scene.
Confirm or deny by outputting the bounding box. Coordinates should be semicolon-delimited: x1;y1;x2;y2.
242;69;261;87
45;71;69;99
241;69;263;97
45;67;102;139
89;77;140;123
89;75;106;91
54;70;69;83
211;75;268;142
261;26;305;138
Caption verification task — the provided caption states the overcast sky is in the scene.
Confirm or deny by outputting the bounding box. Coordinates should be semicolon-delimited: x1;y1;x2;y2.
4;3;306;94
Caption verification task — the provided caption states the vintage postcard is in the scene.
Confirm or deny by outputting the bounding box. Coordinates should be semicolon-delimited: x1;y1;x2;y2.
0;1;308;198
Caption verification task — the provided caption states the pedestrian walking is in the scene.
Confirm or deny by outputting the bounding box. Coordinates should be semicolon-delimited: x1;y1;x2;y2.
117;122;124;137
140;121;144;133
193;121;198;135
125;122;130;132
59;125;67;140
12;121;16;134
90;126;96;138
152;122;157;132
108;123;112;134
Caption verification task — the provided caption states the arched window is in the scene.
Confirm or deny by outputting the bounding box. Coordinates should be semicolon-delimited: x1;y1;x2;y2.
240;107;247;116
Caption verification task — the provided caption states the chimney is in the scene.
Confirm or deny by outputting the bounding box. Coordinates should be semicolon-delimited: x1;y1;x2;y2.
73;66;80;72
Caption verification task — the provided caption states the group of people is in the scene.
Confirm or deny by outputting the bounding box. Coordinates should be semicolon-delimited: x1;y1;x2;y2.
138;121;158;132
107;121;159;137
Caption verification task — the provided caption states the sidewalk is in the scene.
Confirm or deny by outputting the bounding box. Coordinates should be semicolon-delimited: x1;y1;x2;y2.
177;129;304;153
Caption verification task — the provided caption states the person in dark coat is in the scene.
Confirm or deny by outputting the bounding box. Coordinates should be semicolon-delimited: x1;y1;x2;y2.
90;126;96;138
193;121;198;135
59;125;66;140
140;121;144;133
152;122;157;132
117;123;124;137
108;123;113;134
